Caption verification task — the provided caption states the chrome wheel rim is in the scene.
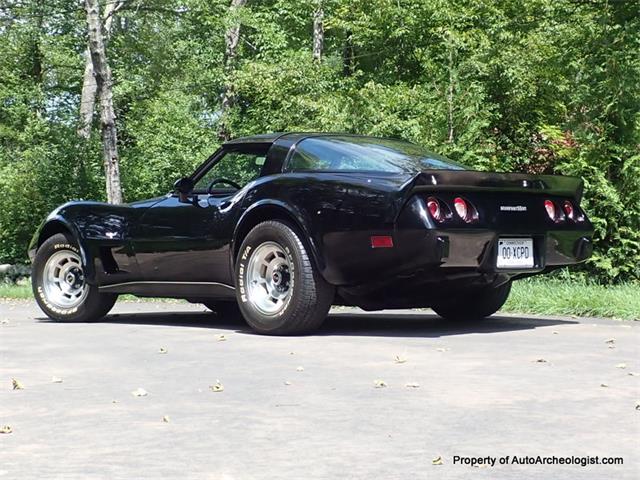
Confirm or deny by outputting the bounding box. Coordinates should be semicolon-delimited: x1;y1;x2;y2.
42;250;87;309
246;241;293;316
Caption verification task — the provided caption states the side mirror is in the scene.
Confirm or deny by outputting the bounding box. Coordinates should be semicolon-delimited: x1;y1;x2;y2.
173;177;194;203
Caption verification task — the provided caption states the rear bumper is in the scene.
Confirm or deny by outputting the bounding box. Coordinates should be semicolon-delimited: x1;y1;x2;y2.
331;229;593;310
320;227;593;287
436;229;593;274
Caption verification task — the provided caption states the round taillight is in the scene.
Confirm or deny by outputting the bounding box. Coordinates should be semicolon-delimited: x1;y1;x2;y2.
454;197;469;222
453;197;474;223
427;197;443;222
544;200;556;221
563;200;574;219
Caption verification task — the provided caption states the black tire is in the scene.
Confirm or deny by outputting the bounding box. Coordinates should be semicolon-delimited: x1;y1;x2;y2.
202;300;241;318
32;233;117;322
235;220;334;335
432;281;512;321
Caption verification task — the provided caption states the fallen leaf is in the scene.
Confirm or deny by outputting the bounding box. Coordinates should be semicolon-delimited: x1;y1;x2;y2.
374;379;387;388
131;388;148;397
210;381;224;392
616;363;627;369
605;338;616;344
216;334;226;342
11;378;24;390
405;382;420;388
0;425;12;434
552;331;559;335
158;347;168;354
394;355;407;364
432;456;443;465
284;381;292;386
51;376;63;383
600;383;609;388
112;400;118;404
296;366;304;372
162;415;170;423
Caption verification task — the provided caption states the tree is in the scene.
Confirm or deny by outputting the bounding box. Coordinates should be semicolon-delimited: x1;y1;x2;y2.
312;2;324;61
219;0;247;141
85;0;122;204
77;1;123;139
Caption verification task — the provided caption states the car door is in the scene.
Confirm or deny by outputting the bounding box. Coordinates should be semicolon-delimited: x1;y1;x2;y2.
132;147;268;285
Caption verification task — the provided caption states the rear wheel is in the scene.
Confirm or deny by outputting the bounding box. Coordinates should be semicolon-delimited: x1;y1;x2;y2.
32;233;117;322
432;281;512;321
235;221;334;335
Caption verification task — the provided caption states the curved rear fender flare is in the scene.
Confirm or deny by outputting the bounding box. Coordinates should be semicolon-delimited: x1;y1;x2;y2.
30;216;96;283
231;200;327;279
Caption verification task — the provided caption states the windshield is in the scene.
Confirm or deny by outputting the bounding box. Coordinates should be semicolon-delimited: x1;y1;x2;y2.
288;136;466;173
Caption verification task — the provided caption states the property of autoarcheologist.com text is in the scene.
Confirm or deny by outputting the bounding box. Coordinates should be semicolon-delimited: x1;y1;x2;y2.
452;455;624;468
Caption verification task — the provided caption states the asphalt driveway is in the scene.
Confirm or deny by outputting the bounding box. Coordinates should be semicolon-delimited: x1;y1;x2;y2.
1;300;638;479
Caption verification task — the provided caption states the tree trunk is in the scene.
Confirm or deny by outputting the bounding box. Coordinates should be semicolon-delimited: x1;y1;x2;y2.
218;0;247;141
77;50;98;139
85;0;122;204
447;41;455;143
312;4;324;61
343;30;354;76
77;1;122;139
30;0;45;117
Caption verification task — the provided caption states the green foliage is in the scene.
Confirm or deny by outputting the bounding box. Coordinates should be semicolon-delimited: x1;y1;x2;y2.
505;275;640;321
121;91;220;199
0;0;638;284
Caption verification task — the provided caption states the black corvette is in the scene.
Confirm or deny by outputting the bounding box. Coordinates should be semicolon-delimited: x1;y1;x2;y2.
29;133;594;334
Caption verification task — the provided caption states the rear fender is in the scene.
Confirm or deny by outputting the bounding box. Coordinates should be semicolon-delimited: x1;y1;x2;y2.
232;199;326;278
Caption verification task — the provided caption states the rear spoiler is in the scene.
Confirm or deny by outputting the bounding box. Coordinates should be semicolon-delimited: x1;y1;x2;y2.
408;170;585;202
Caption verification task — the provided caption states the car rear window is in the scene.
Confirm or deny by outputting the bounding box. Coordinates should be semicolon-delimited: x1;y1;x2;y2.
287;136;466;173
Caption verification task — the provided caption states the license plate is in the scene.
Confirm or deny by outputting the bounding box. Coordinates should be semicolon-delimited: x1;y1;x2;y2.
496;238;534;269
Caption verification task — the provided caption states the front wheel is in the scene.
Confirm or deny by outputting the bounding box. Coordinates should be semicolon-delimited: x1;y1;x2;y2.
432;281;512;321
235;221;334;335
32;233;117;322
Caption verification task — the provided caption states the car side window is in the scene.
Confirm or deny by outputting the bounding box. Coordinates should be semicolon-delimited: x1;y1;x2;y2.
288;139;334;171
194;151;265;192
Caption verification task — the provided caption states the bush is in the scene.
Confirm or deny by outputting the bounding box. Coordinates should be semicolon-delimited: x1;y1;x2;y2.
0;264;30;284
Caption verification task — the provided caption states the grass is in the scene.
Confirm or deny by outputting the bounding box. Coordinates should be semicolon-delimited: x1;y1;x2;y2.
0;282;178;303
1;278;638;320
505;278;639;320
0;283;32;299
